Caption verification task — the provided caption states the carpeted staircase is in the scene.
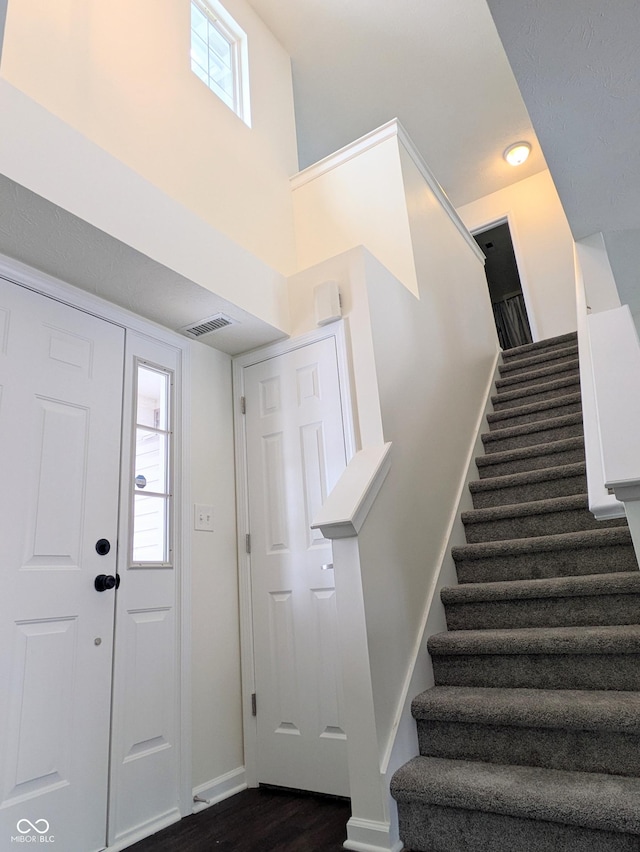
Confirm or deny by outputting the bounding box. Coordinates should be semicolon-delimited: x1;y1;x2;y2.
391;331;640;852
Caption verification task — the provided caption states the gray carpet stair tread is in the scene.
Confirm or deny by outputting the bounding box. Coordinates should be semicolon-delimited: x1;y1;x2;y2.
487;392;582;426
495;359;579;389
475;436;584;468
491;375;580;407
469;462;586;494
390;755;640;835
501;332;577;361
411;686;640;732
428;624;640;656
452;526;632;562
482;412;583;444
462;493;589;525
498;345;579;375
442;571;640;605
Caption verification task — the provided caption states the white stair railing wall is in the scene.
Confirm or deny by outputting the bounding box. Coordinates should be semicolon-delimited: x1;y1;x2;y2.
574;234;640;555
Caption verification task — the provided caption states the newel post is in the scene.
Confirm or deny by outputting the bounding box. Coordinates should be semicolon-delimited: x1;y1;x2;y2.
312;444;401;852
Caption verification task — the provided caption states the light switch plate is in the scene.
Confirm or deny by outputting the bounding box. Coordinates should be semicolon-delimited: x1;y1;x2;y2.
194;504;214;531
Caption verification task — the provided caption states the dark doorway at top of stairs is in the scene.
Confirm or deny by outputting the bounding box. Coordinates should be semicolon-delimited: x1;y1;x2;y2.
475;221;533;350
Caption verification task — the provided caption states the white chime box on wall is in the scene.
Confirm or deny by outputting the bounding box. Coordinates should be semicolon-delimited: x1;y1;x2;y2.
314;280;342;326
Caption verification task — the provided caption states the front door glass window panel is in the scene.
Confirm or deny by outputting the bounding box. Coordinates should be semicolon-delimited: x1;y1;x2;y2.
131;363;173;566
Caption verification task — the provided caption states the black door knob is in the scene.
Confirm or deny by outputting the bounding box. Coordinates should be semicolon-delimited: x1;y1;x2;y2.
95;574;116;592
95;538;111;556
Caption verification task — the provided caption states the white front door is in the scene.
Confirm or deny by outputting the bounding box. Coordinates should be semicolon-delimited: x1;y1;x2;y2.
108;335;182;846
0;280;124;851
244;335;350;796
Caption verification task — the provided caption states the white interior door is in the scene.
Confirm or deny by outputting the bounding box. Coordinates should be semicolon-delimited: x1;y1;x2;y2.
244;335;350;796
0;280;124;851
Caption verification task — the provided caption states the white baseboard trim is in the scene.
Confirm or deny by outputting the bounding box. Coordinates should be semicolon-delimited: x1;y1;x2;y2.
192;766;247;813
344;817;404;852
106;807;182;851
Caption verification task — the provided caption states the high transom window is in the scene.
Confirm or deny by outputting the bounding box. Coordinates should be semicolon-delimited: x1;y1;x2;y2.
190;0;251;126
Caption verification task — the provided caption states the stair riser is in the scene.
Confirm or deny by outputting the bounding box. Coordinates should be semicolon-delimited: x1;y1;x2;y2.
482;421;583;454
444;594;640;631
488;401;582;431
416;720;640;778
477;446;585;478
492;379;580;410
496;365;579;392
463;510;625;544
395;800;640;852
499;350;579;378
432;653;640;691
471;473;587;508
454;543;638;584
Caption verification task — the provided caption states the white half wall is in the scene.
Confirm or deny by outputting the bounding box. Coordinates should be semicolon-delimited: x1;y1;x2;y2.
457;169;577;341
576;233;621;314
359;246;497;762
291;126;419;296
189;341;244;790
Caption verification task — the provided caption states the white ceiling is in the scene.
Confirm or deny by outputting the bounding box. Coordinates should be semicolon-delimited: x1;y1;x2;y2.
485;0;640;317
485;0;640;239
247;0;548;206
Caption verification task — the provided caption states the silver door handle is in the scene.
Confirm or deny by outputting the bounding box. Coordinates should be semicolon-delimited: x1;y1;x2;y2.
321;563;334;571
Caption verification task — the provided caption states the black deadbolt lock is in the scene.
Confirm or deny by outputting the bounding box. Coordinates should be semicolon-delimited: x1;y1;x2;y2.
95;538;111;556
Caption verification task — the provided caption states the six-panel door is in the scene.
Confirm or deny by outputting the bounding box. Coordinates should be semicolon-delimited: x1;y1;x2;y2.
0;280;124;851
244;336;350;796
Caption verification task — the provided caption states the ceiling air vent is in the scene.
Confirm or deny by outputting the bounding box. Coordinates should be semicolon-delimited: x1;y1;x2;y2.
180;313;236;338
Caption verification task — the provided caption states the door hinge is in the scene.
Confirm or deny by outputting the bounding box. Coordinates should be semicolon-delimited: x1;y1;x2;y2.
240;396;246;414
245;533;251;554
251;693;257;716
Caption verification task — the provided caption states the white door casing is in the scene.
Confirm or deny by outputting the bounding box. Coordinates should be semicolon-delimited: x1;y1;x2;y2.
235;327;355;796
0;280;124;851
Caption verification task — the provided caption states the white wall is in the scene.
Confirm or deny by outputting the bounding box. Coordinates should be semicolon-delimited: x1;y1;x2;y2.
288;247;384;450
457;169;577;340
290;240;497;733
603;229;640;332
359;246;497;759
189;342;243;789
576;232;621;314
288;236;497;846
0;80;290;335
0;0;298;276
292;129;419;296
290;122;499;767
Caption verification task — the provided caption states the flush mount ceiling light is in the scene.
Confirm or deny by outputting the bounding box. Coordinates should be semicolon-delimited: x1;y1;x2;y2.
504;141;531;166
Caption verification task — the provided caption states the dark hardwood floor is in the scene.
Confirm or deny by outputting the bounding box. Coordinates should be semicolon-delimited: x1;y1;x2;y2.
125;787;351;852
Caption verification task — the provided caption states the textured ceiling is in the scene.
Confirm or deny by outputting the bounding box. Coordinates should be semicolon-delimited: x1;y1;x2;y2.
485;0;640;239
247;0;547;206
